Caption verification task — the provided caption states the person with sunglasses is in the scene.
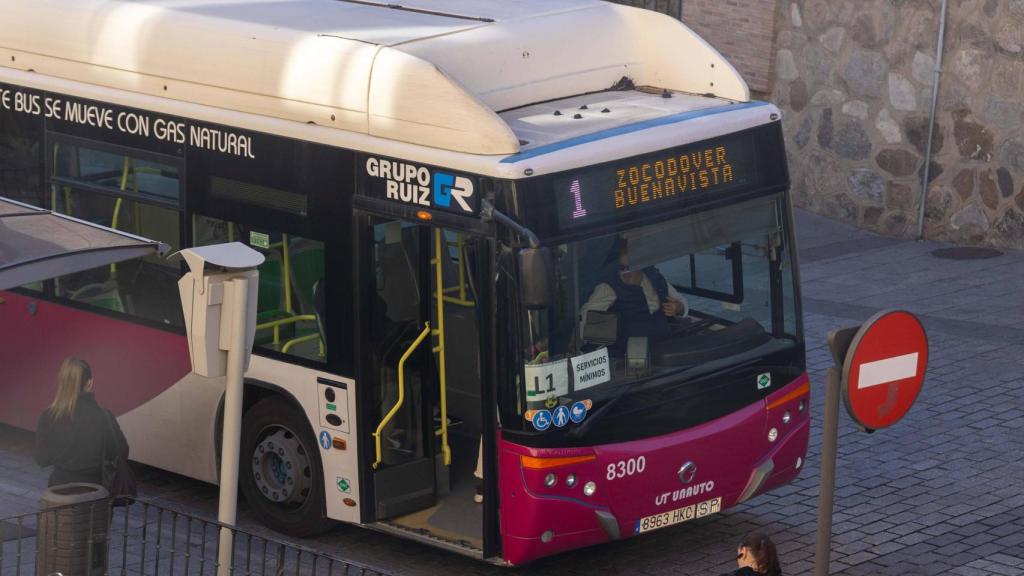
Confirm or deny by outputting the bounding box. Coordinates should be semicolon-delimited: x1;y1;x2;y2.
722;531;782;576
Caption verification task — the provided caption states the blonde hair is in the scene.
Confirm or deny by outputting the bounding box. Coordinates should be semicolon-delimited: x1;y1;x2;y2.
49;357;92;421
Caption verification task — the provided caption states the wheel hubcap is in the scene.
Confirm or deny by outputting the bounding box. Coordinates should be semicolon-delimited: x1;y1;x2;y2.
251;426;311;506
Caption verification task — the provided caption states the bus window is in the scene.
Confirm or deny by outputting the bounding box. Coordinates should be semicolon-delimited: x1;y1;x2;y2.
0;100;43;207
193;215;326;363
1;100;44;291
50;142;183;326
516;194;800;439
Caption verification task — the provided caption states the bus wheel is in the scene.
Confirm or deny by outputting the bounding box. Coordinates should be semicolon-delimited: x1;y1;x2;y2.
239;397;334;537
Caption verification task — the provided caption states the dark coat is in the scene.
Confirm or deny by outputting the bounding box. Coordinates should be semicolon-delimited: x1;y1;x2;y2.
606;267;672;349
35;393;128;487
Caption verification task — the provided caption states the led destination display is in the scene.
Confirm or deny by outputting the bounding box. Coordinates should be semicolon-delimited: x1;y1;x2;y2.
555;133;758;229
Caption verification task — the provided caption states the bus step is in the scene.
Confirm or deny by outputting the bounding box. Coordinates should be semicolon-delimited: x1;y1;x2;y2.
373;520;483;558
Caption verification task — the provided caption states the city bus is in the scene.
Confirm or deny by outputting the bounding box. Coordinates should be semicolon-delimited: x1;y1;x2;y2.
0;0;808;565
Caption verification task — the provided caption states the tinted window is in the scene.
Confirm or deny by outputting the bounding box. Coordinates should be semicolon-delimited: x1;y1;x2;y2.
194;215;326;363
0;100;44;291
51;141;183;326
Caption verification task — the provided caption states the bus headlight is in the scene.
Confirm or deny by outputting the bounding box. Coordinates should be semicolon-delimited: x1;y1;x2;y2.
544;473;557;487
583;481;597;496
565;473;577;487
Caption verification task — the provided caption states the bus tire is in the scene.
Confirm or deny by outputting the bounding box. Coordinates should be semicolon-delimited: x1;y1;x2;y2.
239;397;334;537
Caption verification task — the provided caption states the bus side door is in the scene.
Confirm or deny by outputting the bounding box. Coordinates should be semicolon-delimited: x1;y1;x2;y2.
356;213;491;551
358;217;435;519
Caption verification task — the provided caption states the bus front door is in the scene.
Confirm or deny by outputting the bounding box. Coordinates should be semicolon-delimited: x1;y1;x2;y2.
360;216;485;549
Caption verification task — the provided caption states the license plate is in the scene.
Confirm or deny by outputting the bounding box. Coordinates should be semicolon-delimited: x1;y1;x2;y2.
634;497;722;534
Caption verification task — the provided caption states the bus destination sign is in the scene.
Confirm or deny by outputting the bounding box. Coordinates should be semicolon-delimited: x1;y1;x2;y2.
554;133;758;228
358;154;480;216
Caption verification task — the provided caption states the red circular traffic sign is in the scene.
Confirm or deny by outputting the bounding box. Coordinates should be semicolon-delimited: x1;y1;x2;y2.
841;310;928;430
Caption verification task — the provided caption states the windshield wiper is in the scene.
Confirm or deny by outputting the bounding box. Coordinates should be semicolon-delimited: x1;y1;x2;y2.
567;356;766;439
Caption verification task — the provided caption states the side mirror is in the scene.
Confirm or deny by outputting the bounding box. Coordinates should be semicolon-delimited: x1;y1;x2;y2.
518;247;553;309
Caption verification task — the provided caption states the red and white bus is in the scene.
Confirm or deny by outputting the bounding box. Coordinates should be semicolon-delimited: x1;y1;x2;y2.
0;0;808;565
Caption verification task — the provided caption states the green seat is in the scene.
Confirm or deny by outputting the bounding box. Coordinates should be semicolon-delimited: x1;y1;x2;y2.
70;282;126;314
255;255;292;347
288;242;325;316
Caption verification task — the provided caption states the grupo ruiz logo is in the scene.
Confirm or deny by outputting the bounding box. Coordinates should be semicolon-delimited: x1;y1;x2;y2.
365;157;475;213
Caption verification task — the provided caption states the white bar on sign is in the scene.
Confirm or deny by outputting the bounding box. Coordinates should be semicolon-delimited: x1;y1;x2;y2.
857;353;919;389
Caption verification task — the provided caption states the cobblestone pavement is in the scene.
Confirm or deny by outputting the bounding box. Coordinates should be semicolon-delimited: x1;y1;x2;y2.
2;209;1023;575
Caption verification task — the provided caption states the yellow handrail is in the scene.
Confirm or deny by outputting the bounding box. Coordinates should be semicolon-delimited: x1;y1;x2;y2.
256;315;316;330
440;293;475;308
281;332;323;355
108;157;131;275
256;314;316;345
282;233;293;314
432;229;450;466
373;323;431;470
434;234;474;308
457;234;467;302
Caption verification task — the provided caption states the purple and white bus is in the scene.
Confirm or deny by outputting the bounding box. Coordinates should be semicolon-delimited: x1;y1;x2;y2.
0;0;807;564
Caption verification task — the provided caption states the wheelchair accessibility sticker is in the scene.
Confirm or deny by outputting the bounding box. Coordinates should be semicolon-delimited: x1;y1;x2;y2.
531;410;552;431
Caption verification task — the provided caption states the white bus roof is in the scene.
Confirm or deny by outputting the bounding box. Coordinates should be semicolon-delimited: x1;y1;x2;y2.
0;0;752;160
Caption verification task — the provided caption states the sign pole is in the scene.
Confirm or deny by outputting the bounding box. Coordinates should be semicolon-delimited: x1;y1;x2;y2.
176;243;263;576
813;312;927;576
218;276;249;576
813;366;841;576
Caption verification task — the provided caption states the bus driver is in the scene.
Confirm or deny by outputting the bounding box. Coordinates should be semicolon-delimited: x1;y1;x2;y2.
579;238;688;353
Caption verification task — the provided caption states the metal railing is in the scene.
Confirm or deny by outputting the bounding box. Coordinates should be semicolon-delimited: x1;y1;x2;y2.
1;498;392;576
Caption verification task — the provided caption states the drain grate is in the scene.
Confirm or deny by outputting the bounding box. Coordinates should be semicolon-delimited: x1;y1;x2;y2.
931;247;1003;260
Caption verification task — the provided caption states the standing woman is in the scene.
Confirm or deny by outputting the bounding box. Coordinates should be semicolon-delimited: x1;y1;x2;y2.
723;531;782;576
35;357;128;487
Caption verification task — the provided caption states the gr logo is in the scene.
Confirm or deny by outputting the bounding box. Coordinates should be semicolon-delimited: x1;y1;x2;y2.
433;172;475;213
365;157;476;214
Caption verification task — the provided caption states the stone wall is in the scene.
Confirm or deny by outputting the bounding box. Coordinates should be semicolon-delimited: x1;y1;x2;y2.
610;0;776;93
771;0;1024;249
680;1;778;93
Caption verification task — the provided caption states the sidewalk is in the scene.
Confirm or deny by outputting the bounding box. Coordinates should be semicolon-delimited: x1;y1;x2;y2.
2;208;1023;575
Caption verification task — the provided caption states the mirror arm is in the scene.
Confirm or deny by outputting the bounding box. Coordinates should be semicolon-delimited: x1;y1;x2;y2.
481;199;541;249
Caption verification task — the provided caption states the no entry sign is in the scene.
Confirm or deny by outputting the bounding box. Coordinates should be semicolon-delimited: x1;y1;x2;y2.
840;310;928;430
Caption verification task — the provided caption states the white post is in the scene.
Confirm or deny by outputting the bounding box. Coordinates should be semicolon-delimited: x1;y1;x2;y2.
217;276;249;576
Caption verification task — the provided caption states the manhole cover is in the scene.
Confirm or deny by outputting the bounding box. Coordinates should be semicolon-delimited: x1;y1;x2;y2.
931;247;1003;260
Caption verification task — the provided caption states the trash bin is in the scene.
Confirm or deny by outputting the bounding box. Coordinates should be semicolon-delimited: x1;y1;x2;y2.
37;483;110;576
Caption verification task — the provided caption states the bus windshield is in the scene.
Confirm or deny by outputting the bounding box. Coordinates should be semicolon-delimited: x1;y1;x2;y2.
515;194;800;440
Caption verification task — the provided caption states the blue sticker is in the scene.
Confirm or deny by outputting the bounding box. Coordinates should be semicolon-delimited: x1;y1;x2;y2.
553;405;570;428
570;401;588;424
319;430;331;450
532;410;552;431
